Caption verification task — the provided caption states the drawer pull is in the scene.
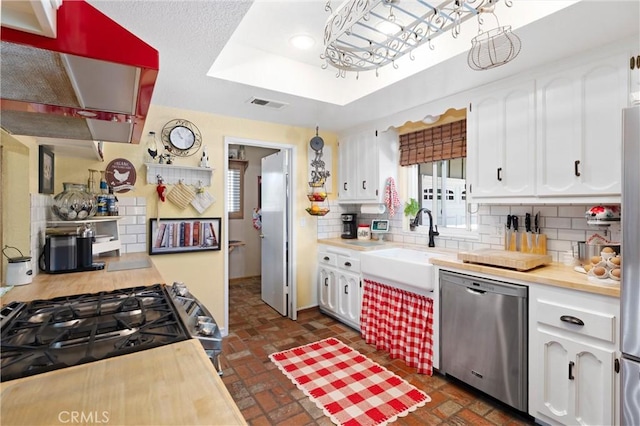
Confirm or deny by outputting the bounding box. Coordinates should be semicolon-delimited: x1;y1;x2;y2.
344;262;352;267
560;315;584;326
569;361;575;380
323;256;330;261
344;285;349;295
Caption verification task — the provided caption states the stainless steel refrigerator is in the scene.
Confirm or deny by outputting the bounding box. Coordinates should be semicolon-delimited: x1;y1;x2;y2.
621;104;640;425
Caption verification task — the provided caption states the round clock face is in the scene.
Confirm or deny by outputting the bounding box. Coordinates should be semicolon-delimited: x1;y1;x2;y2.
310;135;324;152
169;126;196;150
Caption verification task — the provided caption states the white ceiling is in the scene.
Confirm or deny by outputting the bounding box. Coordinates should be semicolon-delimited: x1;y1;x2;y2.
86;0;640;134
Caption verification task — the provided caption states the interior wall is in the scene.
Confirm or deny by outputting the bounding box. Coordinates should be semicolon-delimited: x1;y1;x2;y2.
0;132;31;285
9;104;338;328
228;145;278;280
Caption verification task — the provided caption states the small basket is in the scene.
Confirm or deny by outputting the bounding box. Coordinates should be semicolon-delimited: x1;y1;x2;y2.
306;207;330;216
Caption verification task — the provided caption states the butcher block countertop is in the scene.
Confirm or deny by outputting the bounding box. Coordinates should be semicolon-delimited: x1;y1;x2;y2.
318;239;619;298
431;256;620;298
0;253;246;426
0;339;245;426
1;253;165;303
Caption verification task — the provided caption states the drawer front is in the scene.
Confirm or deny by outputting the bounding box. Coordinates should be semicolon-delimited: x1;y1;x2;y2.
337;255;361;273
318;252;337;267
537;299;616;343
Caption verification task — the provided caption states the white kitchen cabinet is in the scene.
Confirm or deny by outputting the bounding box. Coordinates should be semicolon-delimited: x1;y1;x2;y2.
536;53;628;197
469;80;536;199
317;245;362;330
338;128;398;203
529;284;620;426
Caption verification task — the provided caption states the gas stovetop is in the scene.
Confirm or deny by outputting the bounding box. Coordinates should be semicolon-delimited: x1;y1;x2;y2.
0;284;190;382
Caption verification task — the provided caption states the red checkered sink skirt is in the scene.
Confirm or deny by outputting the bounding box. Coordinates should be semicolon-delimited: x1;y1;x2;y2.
360;279;434;375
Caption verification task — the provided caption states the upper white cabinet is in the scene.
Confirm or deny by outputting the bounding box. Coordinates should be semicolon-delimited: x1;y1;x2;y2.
536;54;628;197
469;80;536;199
338;128;398;203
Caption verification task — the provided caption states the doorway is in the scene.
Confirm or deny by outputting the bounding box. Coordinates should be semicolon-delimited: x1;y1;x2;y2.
223;137;297;335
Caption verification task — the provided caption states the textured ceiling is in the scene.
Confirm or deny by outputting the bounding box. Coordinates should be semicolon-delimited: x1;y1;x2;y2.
87;0;639;134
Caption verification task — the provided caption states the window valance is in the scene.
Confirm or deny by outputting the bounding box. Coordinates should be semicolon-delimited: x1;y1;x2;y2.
399;119;466;166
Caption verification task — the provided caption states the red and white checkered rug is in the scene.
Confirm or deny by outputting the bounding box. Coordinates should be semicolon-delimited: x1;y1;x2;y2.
269;337;430;426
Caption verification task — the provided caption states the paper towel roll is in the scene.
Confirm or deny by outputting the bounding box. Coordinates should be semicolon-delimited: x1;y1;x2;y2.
360;204;386;214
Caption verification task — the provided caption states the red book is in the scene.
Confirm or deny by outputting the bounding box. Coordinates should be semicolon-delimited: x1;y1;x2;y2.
193;221;200;246
184;222;192;247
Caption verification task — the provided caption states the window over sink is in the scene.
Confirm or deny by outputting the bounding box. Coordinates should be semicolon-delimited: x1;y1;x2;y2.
399;109;477;236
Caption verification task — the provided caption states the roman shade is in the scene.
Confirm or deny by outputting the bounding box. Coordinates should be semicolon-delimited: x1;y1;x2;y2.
399;119;467;166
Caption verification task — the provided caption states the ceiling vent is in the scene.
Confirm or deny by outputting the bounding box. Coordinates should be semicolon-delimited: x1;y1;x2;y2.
247;97;288;110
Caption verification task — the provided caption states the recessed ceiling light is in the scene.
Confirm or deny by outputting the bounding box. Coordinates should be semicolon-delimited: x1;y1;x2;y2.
289;34;315;50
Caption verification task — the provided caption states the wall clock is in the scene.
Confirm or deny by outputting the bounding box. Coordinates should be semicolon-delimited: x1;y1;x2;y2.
161;119;202;157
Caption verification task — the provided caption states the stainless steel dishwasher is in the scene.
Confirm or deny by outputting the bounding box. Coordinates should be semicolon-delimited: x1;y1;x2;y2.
440;271;528;412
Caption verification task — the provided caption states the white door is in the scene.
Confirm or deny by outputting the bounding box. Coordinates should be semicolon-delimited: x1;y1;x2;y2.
261;151;288;316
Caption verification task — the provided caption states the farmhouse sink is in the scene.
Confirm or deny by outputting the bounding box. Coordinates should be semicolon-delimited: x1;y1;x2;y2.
360;247;441;295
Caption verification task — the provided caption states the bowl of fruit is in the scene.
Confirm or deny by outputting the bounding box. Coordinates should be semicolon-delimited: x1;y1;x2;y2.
306;206;330;216
307;191;327;202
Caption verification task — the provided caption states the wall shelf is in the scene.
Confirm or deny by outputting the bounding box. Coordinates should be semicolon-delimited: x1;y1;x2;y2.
145;163;214;186
47;217;122;256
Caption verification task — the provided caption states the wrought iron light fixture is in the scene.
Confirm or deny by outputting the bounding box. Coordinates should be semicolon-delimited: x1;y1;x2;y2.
321;0;520;77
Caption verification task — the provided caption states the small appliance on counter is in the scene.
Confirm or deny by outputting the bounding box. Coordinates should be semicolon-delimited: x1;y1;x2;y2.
40;233;105;274
341;213;358;239
2;246;32;286
371;219;389;241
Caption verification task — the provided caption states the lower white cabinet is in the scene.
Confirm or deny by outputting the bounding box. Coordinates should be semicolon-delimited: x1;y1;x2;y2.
317;246;362;330
529;285;620;426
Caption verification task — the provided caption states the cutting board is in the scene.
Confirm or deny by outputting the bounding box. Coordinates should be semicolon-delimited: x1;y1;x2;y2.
458;249;552;271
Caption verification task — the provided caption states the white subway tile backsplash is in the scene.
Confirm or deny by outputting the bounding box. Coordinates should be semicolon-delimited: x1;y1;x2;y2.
536;206;558;217
137;234;148;243
558;205;589;217
120;234;137;244
125;206;146;216
117;197;137;206
557;229;587;241
126;243;146;253
490;206;510;216
119;216;136;225
544;217;572;229
125;224;146;235
509;206;533;216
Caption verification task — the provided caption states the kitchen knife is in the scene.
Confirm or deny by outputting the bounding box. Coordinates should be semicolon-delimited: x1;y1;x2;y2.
525;213;532;252
512;216;520;251
505;215;512;251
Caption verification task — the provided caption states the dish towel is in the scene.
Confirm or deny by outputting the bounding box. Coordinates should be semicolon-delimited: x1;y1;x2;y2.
384;177;401;217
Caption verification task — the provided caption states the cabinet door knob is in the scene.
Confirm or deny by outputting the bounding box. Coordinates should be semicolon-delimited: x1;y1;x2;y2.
574;160;581;177
344;261;352;267
497;167;503;182
568;361;575;380
560;315;584;326
323;256;330;261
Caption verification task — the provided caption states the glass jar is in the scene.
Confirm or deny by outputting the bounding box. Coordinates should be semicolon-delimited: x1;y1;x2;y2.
52;183;97;221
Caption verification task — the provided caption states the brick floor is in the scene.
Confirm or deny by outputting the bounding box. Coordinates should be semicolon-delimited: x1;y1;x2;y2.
221;277;534;425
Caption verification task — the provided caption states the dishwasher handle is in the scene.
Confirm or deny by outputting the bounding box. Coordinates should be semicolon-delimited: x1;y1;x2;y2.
466;287;487;295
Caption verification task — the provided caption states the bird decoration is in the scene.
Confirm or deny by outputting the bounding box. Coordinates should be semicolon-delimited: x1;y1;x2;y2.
113;169;130;183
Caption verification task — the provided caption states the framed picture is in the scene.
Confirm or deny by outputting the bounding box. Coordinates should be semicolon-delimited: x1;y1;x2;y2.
228;147;238;159
149;217;221;255
39;145;55;194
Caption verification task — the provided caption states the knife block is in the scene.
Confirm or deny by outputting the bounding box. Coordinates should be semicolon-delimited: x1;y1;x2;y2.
520;234;547;254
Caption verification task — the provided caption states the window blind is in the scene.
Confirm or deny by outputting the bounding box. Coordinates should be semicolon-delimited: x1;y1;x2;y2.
227;167;242;219
399;119;467;166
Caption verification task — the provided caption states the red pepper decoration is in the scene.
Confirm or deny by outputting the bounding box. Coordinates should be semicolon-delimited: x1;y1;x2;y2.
156;176;167;202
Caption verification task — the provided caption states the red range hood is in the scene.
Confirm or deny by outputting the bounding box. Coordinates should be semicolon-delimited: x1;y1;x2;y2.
0;0;159;144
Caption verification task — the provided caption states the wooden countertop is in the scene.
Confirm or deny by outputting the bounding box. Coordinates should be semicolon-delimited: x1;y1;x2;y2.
317;239;619;298
0;339;246;426
1;253;165;303
0;253;246;426
431;256;620;298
